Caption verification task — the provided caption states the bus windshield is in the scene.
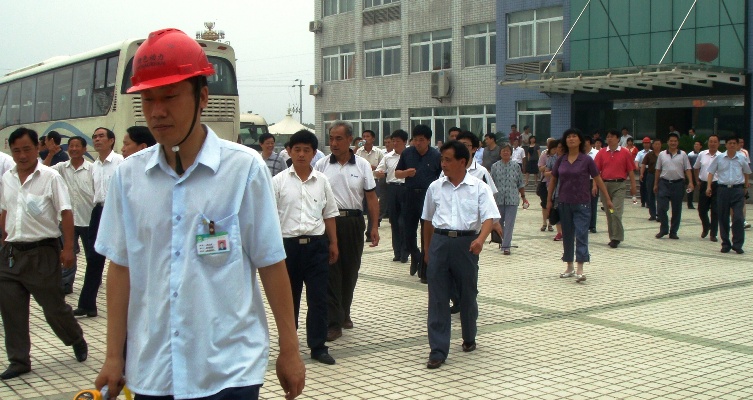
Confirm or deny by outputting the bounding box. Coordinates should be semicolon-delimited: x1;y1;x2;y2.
120;56;238;96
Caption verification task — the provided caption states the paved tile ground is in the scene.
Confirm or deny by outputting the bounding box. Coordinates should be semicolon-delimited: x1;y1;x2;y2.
1;197;751;399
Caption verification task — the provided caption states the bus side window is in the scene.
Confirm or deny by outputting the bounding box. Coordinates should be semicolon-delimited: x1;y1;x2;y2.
52;67;73;120
36;73;53;122
0;85;8;129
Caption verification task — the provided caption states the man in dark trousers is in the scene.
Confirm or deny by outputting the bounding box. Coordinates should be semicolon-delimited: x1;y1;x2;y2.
273;130;340;365
706;137;751;254
654;133;693;239
395;124;441;278
375;129;408;263
315;121;380;341
0;127;87;380
421;141;499;369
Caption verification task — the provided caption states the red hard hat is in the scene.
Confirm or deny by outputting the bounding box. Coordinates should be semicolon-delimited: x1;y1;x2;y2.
127;28;215;93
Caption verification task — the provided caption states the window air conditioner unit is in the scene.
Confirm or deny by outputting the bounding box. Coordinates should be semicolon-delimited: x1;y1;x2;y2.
309;84;322;96
430;71;451;99
539;59;563;73
309;20;323;33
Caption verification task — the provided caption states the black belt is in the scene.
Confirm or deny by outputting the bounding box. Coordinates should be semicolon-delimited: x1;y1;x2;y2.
434;229;476;238
8;238;58;252
283;235;326;245
388;182;405;186
337;209;362;217
603;179;625;182
719;183;744;189
661;178;683;183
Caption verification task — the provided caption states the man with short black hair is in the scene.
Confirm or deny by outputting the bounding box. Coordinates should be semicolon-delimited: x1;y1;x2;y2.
422;141;499;369
356;130;384;242
42;130;70;166
686;140;702;210
706;137;751;254
273;129;339;365
259;132;285;176
0;128;88;380
376;130;409;263
619;127;632;147
53;137;95;295
481;133;501;171
595;129;637;248
448;127;461;141
396;125;441;278
74;127;123;318
654;133;694;239
508;124;520;145
694;134;721;241
315;121;380;341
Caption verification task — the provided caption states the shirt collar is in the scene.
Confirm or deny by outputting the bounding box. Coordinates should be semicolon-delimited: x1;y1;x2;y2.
11;160;43;178
67;160;91;171
100;150;118;164
145;125;221;175
608;145;623;152
329;150;356;164
287;165;316;181
440;171;477;187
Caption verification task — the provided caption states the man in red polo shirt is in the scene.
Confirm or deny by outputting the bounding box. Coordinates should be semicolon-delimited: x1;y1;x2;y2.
595;129;637;248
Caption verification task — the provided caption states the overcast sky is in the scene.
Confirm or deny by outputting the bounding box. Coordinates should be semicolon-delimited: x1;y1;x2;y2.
0;0;315;125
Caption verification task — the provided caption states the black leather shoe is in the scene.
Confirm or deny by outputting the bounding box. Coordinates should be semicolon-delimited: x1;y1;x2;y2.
450;304;460;314
0;365;31;380
688;205;695;209
73;308;97;317
589;228;597;233
733;248;745;254
701;229;709;239
343;318;353;329
669;234;679;240
655;233;666;239
608;240;619;248
721;247;731;253
462;342;477;352
420;277;427;284
409;254;419;276
73;339;88;362
648;217;656;221
400;256;408;263
392;256;400;262
426;358;445;369
710;236;718;242
313;353;336;365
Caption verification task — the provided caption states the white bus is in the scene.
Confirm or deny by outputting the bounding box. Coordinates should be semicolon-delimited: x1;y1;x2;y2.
0;38;239;159
238;113;269;150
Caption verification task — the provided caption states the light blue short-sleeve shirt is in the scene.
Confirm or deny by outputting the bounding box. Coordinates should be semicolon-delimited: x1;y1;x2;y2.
95;127;285;399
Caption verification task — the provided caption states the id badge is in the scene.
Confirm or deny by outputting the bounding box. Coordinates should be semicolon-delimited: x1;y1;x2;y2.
196;232;230;256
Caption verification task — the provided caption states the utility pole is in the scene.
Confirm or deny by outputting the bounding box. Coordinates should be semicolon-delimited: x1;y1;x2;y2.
293;79;303;123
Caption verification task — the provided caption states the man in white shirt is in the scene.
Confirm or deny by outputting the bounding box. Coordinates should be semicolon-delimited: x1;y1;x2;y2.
315;121;380;342
511;139;526;172
0;128;87;380
74;127;123;317
94;28;304;399
634;137;652;207
619;127;633;147
273;130;339;365
376;129;408;263
421;141;499;369
654;133;694;239
53;137;95;295
356;130;384;242
694;134;720;241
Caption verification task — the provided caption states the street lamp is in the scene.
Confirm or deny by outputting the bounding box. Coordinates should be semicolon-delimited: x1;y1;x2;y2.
292;79;303;124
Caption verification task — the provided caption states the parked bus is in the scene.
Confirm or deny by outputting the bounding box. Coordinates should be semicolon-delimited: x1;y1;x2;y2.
0;37;239;158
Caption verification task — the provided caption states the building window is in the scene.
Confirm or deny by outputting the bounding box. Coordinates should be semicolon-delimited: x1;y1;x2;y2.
508;7;563;59
409;105;496;144
323;44;355;82
517;100;551;144
410;29;452;73
364;0;397;8
464;23;496;67
364;37;401;77
323;0;354;17
323;110;400;144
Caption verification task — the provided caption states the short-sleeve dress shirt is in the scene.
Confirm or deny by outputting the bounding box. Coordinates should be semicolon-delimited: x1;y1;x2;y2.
439;160;498;194
421;173;500;232
694;150;719;182
53;160;95;227
94;128;285;398
315;151;376;209
273;166;339;237
511;147;525;164
552;153;600;204
1;162;71;242
656;150;691;180
375;150;405;184
92;150;124;204
490;160;524;206
356;147;384;171
707;151;752;185
264;151;286;176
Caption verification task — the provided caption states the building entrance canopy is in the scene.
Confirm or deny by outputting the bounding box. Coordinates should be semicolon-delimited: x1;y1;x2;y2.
499;64;746;94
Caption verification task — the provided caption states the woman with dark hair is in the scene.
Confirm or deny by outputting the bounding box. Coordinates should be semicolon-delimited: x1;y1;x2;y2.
490;144;528;255
524;136;540;185
537;139;557;232
547;128;613;283
122;125;156;158
544;141;565;240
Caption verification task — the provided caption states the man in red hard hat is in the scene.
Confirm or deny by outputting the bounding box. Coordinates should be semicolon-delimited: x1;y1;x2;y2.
94;28;305;400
